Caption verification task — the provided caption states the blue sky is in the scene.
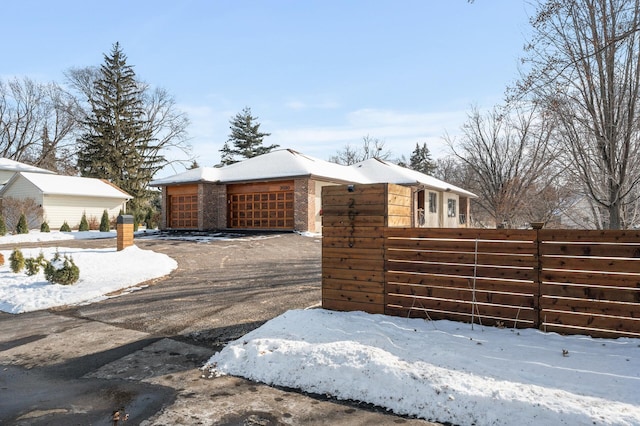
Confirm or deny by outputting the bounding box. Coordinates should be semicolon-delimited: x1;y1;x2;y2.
2;1;532;175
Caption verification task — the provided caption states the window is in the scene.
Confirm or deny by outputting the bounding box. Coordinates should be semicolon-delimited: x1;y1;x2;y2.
428;192;437;213
447;199;457;217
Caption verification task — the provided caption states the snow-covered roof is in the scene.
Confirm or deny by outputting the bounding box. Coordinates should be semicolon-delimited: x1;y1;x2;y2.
2;172;132;199
150;149;362;186
351;158;477;198
150;148;476;198
0;158;56;174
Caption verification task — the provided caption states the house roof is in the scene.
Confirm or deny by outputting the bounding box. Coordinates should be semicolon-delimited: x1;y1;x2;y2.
0;158;56;174
150;148;477;198
150;149;363;186
1;172;132;199
351;158;477;198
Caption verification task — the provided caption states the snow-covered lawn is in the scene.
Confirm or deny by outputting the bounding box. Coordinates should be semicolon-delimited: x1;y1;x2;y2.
0;230;176;313
2;230;638;425
205;309;640;425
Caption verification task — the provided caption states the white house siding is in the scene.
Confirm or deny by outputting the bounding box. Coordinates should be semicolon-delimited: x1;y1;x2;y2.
1;176;44;205
42;195;126;229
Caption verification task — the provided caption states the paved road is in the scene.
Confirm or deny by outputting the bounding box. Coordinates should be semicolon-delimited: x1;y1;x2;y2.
0;232;438;425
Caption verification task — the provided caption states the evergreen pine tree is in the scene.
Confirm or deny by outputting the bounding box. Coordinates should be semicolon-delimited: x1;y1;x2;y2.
60;221;71;232
40;221;50;232
219;107;278;165
76;42;161;212
409;142;436;175
100;210;110;232
16;213;28;234
79;212;89;231
0;215;6;236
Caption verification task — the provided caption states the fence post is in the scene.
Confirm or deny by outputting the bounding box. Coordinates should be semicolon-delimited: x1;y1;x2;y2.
116;214;134;251
530;222;544;329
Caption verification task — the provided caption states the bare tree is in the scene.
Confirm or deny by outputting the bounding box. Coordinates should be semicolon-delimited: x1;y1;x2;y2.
329;135;392;165
517;0;640;229
445;103;561;228
0;77;79;172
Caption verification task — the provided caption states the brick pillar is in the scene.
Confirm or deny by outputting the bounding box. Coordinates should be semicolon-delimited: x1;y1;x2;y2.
116;215;134;251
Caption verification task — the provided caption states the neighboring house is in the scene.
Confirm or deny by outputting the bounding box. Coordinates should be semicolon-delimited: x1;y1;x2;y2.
150;148;476;233
0;172;132;229
0;158;55;187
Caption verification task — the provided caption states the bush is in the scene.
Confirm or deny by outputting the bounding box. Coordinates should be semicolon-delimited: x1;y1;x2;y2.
100;210;110;232
16;213;28;234
40;221;50;233
60;221;71;232
9;248;25;273
88;215;100;230
0;215;6;236
0;253;4;266
44;252;80;285
25;251;47;276
78;212;89;232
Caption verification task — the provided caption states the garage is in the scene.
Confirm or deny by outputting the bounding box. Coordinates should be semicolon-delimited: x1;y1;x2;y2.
227;181;294;229
167;184;198;229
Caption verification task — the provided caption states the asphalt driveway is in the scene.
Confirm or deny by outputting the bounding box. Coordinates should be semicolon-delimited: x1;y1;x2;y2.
0;232;438;425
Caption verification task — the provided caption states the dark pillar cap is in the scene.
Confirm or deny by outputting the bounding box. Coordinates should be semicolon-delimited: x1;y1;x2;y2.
117;215;134;224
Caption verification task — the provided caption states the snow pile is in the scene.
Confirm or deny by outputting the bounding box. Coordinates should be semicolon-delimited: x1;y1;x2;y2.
0;245;176;313
205;309;640;425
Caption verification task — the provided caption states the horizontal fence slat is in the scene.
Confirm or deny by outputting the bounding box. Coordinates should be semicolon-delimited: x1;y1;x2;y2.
386;282;536;307
385;296;537;323
541;282;640;303
385;305;535;328
322;268;384;283
323;257;384;272
323;288;385;305
387;260;535;281
323;278;385;294
386;272;537;293
321;226;385;238
387;249;537;268
322;215;386;227
539;229;640;243
542;256;640;274
540;296;640;317
323;299;385;314
541;270;640;288
540;242;640;258
386;238;536;255
385;227;535;241
322;247;383;260
323;236;385;249
540;309;640;334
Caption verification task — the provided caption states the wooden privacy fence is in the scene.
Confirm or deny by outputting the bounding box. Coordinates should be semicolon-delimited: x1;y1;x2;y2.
322;184;640;338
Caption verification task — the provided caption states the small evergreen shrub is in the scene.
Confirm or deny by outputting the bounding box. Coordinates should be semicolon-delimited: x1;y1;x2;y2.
40;221;50;233
44;252;80;285
60;221;71;232
0;215;6;236
100;210;110;232
25;251;47;276
16;213;28;234
78;212;89;231
9;248;25;273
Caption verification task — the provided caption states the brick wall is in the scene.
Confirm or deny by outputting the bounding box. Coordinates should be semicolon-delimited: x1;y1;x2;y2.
294;178;314;232
200;183;227;230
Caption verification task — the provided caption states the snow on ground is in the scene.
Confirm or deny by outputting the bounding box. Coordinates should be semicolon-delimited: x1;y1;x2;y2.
3;230;639;425
0;230;176;313
205;309;640;426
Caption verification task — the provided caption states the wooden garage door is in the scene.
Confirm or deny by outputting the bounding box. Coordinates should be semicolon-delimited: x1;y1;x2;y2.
167;185;198;229
227;181;294;229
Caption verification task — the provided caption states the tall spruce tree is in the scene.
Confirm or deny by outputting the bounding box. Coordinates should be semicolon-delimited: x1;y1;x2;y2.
219;107;277;165
76;43;161;211
409;142;436;175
